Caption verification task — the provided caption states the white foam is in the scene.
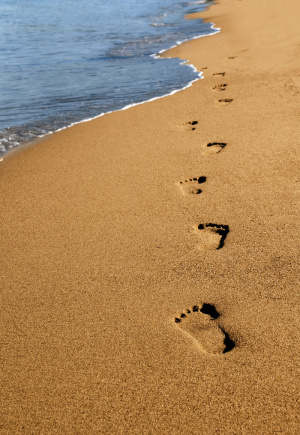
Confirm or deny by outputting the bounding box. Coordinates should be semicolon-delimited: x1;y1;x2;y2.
187;0;206;5
39;23;220;139
153;23;220;57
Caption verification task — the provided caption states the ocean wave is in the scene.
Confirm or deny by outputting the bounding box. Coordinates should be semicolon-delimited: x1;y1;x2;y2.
0;0;217;157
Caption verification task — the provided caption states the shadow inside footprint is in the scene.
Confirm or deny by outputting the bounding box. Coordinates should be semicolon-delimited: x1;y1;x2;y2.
200;303;220;319
196;223;229;250
223;330;235;353
174;303;235;355
218;99;233;105
179;176;206;195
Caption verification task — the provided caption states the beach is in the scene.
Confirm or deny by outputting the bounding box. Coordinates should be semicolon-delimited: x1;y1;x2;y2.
0;0;299;432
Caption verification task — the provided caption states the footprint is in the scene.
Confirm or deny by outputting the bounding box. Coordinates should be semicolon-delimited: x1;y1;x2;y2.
228;56;236;59
213;72;226;77
195;223;229;250
217;99;233;106
212;84;227;91
202;142;227;155
179;121;198;131
178;176;206;195
174;303;235;355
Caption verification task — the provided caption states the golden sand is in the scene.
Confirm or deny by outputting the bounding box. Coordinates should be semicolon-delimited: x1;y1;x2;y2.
0;0;299;432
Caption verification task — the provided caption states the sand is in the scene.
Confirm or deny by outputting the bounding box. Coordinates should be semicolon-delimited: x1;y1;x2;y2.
0;0;299;433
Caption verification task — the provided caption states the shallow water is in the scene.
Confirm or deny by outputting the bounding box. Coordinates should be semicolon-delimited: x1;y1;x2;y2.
0;0;216;156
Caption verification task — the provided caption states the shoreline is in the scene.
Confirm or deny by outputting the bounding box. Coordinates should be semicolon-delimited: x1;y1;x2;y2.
0;7;217;159
1;0;299;433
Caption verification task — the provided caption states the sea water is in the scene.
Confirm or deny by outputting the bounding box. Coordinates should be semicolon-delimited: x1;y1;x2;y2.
0;0;217;156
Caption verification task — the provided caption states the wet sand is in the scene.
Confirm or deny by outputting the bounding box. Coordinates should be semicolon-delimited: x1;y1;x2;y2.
0;0;299;433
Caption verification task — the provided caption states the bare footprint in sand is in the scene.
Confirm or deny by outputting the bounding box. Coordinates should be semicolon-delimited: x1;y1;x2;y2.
213;72;226;77
212;84;227;91
195;223;229;250
174;303;234;355
217;99;233;106
178;176;206;195
202;142;227;155
178;120;198;131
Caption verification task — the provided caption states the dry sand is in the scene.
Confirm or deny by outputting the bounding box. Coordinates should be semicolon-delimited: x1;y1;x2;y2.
0;0;299;433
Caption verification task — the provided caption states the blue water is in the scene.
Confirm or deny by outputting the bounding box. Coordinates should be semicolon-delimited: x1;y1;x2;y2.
0;0;216;156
